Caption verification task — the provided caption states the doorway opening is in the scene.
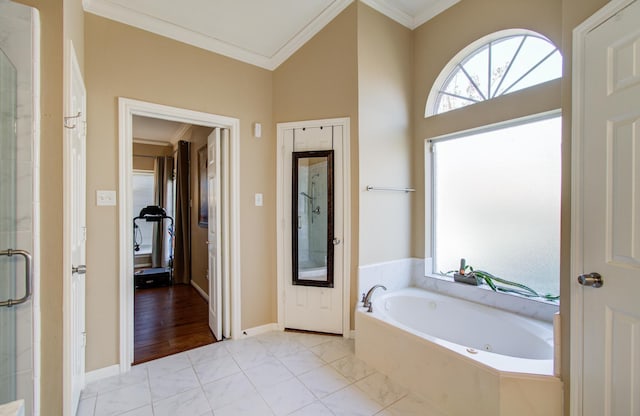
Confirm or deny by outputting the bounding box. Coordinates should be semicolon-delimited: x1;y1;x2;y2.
130;118;219;364
118;99;241;372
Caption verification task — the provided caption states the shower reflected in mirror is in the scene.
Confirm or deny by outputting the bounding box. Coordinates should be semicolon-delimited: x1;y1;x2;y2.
292;150;334;287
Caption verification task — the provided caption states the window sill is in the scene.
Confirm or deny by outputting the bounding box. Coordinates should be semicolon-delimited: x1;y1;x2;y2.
413;262;558;323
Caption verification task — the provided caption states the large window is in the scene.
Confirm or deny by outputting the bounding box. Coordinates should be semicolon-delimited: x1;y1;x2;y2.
430;115;561;299
426;30;562;116
132;171;155;255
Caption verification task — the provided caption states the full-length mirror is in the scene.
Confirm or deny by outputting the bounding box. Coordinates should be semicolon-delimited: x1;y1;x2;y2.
292;150;334;287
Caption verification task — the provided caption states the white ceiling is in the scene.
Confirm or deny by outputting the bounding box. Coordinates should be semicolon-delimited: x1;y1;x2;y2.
83;0;460;70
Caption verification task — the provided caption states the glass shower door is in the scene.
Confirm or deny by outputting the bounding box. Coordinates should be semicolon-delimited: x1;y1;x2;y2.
0;2;37;412
0;47;18;405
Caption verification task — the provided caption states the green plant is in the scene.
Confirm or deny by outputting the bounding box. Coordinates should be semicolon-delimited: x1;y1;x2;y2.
445;264;559;301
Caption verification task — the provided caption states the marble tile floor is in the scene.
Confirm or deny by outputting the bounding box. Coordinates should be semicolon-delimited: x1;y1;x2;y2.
76;330;446;416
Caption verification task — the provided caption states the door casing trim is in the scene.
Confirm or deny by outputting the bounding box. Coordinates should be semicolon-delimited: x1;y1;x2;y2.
118;98;242;372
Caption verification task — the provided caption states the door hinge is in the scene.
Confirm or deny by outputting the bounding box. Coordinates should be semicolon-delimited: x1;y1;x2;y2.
82;227;87;242
81;331;87;348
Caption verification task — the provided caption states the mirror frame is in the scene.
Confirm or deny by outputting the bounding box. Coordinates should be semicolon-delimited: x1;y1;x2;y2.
291;150;334;288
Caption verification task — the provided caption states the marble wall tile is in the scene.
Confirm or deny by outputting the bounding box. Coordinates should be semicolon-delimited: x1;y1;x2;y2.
14;370;32;416
14;302;32;374
357;258;418;300
412;272;558;322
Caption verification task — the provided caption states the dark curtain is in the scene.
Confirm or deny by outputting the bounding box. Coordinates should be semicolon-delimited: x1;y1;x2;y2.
173;140;191;284
151;156;173;268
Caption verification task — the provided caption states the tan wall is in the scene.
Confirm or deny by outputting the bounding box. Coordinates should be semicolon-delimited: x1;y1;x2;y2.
63;0;84;71
412;0;563;259
357;3;413;265
273;3;360;329
132;142;173;171
189;126;213;295
5;1;613;412
560;0;609;413
84;13;274;371
412;2;612;415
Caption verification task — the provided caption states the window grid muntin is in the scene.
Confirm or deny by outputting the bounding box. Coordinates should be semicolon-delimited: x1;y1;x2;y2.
430;33;561;115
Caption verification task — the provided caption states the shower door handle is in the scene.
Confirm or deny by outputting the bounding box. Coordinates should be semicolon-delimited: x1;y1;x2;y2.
0;249;33;307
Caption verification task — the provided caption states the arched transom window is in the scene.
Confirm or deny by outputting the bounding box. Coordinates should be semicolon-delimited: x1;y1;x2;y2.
426;30;562;116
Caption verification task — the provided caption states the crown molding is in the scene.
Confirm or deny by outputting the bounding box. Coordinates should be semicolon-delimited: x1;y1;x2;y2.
360;0;460;30
270;0;354;70
359;0;413;28
84;0;355;71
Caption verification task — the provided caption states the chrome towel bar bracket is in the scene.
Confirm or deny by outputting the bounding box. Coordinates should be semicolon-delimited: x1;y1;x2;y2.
366;185;415;193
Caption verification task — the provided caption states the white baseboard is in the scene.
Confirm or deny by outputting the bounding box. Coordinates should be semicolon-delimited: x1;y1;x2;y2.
85;364;120;385
239;323;280;338
190;280;209;301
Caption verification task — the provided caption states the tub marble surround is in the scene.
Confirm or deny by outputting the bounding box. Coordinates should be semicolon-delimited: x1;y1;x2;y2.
77;330;446;416
357;258;423;302
356;307;563;416
359;258;559;323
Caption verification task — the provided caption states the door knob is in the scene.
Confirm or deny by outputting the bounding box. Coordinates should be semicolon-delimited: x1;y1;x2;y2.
332;238;341;245
72;264;87;275
577;272;603;288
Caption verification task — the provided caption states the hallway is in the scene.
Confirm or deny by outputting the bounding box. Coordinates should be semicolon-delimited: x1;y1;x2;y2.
134;285;216;364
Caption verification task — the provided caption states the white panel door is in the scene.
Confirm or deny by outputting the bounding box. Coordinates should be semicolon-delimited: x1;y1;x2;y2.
68;43;87;413
283;125;344;334
207;129;222;340
580;1;640;414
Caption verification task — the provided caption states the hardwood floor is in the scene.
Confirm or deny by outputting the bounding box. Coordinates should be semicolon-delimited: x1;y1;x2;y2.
134;284;216;364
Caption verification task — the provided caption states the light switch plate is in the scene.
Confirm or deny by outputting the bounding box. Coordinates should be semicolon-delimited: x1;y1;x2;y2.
96;190;116;206
255;193;263;207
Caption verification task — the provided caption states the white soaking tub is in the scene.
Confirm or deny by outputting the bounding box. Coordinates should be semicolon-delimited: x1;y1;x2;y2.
355;287;562;416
